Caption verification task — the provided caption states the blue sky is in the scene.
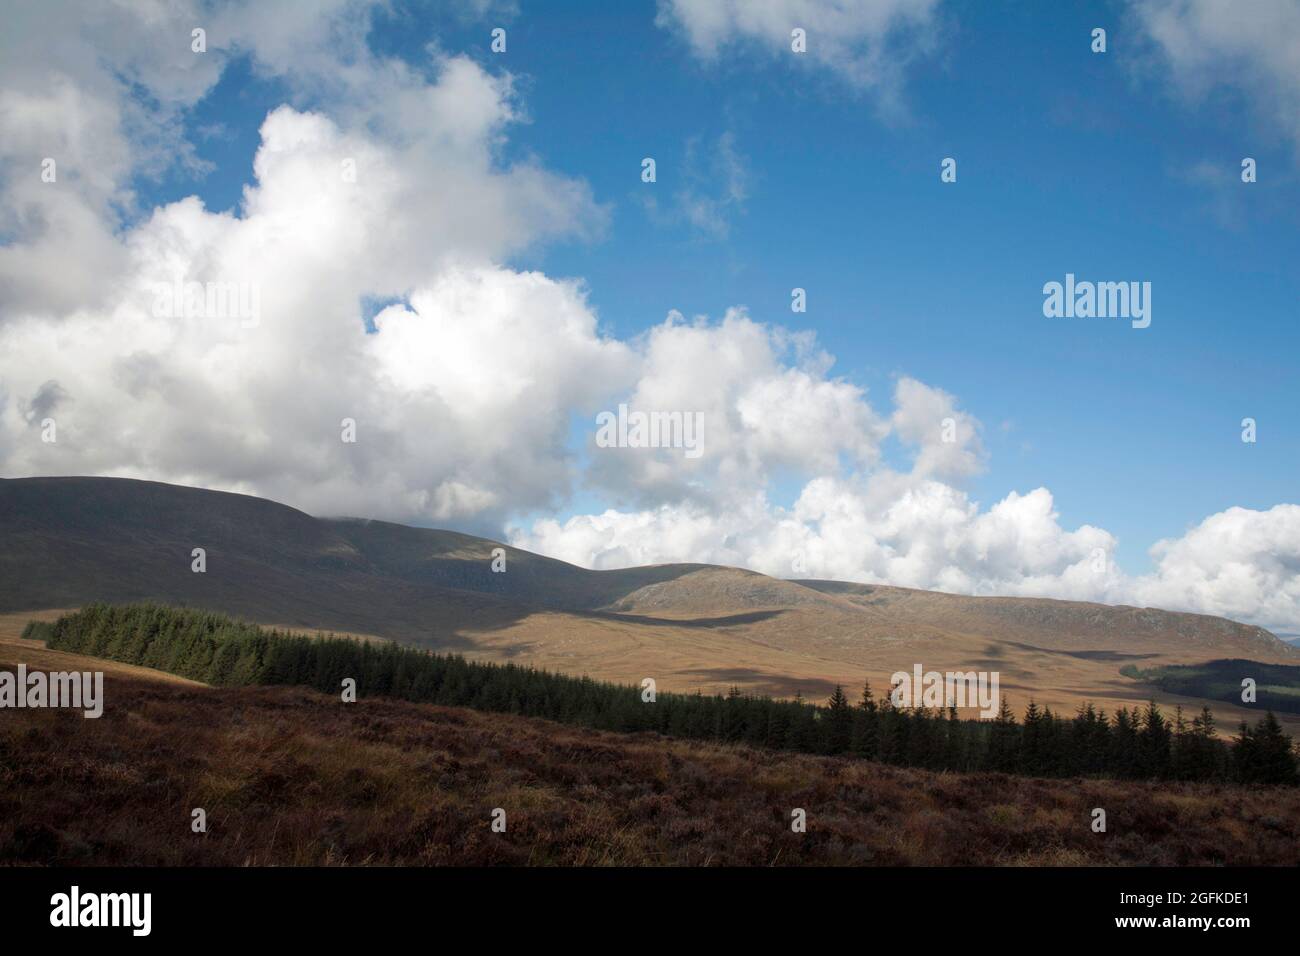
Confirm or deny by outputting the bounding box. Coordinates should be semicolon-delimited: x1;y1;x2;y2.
145;0;1299;576
2;0;1297;631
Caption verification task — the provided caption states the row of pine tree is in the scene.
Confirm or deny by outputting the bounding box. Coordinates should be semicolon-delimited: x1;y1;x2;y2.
33;603;1300;785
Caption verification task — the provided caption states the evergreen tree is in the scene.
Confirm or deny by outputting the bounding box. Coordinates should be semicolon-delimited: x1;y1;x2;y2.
1187;705;1223;781
850;679;879;759
1170;705;1191;780
987;697;1020;773
825;685;853;755
1021;700;1047;775
1138;701;1173;779
1069;703;1108;777
1109;707;1141;778
943;703;967;771
1238;711;1299;785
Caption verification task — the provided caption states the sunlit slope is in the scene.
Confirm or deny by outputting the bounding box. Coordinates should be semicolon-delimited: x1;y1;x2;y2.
1;476;1293;725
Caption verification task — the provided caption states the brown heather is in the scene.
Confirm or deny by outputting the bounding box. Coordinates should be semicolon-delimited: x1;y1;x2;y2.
2;675;1299;866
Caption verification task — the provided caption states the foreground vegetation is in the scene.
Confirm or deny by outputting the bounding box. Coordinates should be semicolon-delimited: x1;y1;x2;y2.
4;673;1300;865
32;603;1300;785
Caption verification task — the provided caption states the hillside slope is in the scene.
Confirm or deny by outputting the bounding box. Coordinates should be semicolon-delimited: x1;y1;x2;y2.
800;580;1290;659
0;477;1293;721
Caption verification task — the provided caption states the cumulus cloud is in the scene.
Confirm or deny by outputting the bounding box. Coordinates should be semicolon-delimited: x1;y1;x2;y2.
1132;505;1300;633
513;479;1300;634
515;479;1123;607
0;5;619;530
1;1;1297;637
0;0;223;314
583;308;886;508
0;124;619;523
891;377;985;481
1133;0;1300;153
655;0;943;106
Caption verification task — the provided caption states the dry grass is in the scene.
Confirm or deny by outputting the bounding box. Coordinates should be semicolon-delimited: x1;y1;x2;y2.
451;605;1300;737
3;671;1299;867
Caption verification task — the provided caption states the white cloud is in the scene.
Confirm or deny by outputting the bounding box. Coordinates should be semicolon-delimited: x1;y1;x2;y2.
891;376;985;481
0;1;1297;638
1134;0;1300;153
514;478;1123;605
584;308;887;508
655;0;943;106
0;31;620;529
1132;505;1300;634
0;0;225;315
513;480;1300;635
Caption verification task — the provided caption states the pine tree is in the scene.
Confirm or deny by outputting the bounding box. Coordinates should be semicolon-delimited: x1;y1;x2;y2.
784;695;818;753
1232;720;1258;783
1239;711;1299;785
721;685;745;742
987;697;1020;773
1110;707;1141;778
1187;705;1223;780
1069;703;1108;776
825;685;853;754
851;679;879;759
876;691;906;765
1021;700;1046;775
1170;705;1191;780
943;703;966;771
1138;700;1172;779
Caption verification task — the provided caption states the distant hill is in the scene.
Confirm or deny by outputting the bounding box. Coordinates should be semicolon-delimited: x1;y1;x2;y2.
1;476;1294;721
798;579;1290;658
0;475;754;641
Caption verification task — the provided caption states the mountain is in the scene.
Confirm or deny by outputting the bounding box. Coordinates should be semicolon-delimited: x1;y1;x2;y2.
1;476;1294;724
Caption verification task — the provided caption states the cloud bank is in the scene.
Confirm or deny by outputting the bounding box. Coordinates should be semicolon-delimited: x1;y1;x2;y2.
0;1;1296;636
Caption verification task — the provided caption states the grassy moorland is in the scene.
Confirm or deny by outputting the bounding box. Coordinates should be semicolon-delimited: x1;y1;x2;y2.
31;604;1300;786
3;671;1300;866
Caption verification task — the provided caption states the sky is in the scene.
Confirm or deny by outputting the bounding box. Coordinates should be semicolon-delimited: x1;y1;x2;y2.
0;0;1297;634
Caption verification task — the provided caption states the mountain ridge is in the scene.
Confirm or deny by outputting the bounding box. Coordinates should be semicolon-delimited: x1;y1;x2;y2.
1;474;1292;658
1;475;1294;716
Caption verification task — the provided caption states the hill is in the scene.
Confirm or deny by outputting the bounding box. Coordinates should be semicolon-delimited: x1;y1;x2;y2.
1;476;1294;728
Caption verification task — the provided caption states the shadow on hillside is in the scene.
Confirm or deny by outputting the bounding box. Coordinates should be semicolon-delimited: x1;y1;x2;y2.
581;609;786;629
1000;640;1159;662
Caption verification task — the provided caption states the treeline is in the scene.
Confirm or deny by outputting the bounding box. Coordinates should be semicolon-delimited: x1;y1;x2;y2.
1121;659;1300;715
34;603;1299;786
